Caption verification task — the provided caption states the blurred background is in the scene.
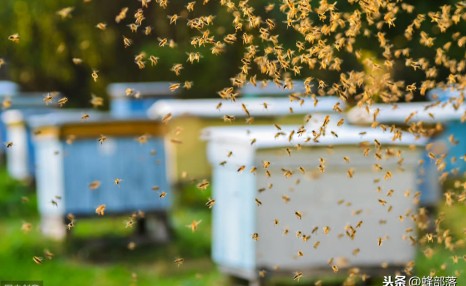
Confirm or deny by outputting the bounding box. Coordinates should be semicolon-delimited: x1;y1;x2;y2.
0;0;465;285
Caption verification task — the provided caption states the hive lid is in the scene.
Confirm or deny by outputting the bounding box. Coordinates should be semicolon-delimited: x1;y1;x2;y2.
202;114;426;149
148;96;345;119
27;111;165;139
347;102;466;125
107;82;178;98
239;81;306;96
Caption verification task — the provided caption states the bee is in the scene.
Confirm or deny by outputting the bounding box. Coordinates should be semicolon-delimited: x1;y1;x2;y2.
127;23;139;33
197;179;209;190
378;237;384;246
295;211;303;220
323;226;331;234
115;7;128;23
158;37;168;47
237;165;246;173
96;204;106;216
81;113;90;120
250;138;256;145
21;222;32;233
33;256;43;265
347;168;354;178
90;95;104;107
57;97;68;107
313;241;320;249
5;142;13;148
57;7;74;19
44;249;54;260
170;63;183;76
186;1;195;11
144;26;152;36
183;81;193;89
69;57;83;66
114;178;123;185
186;220;202;232
43;93;55;105
88;180;101;190
255;198;262;206
51;200;58;207
205;198;215;208
128;241;136;250
96;22;107;30
174;257;184;267
162;113;173;124
8;33;20;43
224;115;236;122
91;70;99;82
98;135;107;144
332;265;339;273
123;36;132;48
251;233;260;241
159;192;167;198
293;272;303;282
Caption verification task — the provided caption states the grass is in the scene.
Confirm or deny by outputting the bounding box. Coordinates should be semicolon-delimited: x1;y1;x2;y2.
1;165;466;285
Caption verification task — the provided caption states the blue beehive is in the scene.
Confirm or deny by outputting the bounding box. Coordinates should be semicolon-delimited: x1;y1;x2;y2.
0;81;19;149
28;112;171;239
347;102;466;207
1;93;61;181
107;82;177;118
426;87;466;176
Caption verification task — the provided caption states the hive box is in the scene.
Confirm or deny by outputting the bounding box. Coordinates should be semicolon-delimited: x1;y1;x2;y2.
203;116;425;283
29;112;171;239
1;93;62;181
107;82;176;118
0;81;19;152
347;102;466;206
148;96;344;182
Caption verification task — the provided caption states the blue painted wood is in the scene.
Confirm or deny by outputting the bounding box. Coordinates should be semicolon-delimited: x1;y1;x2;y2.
61;137;171;215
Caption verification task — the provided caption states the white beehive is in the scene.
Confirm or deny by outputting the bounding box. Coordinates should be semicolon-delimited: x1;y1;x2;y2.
203;115;425;283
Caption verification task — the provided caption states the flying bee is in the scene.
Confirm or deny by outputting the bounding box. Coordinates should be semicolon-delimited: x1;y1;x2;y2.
98;135;107;144
186;1;195;11
22;221;32;233
252;233;260;241
90;95;104;107
33;256;43;265
186;220;202;232
43;93;54;105
159;192;167;198
255;198;262;206
224;115;235;122
197;179;209;190
57;97;68;107
323;226;331;234
8;33;20;43
183;81;193;89
95;204;106;216
237;165;246;173
91;70;99;82
158;37;168;47
206;198;215;208
89;180;101;190
169;83;180;92
174;257;184;267
114;178;123;185
44;249;54;260
170;63;183;76
295;211;303;220
5;141;13;148
293;272;303;282
313;241;320;249
123;36;132;48
81;113;90;120
96;22;107;30
162;113;172;124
